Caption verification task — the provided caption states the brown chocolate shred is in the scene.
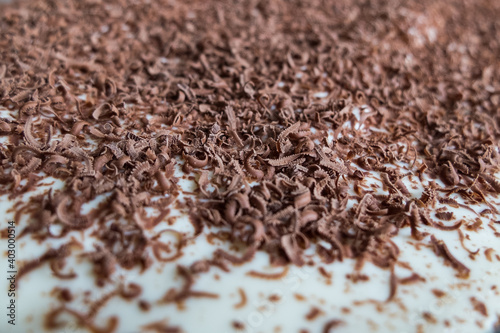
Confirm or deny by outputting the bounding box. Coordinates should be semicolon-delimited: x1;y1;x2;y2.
422;312;438;324
17;241;80;282
430;236;471;279
139;300;151;312
233;288;247;309
470;297;489;317
141;320;181;333
398;273;426;285
161;266;218;304
431;289;446;298
0;0;499;330
232;321;245;330
322;319;345;333
484;248;495;262
457;229;480;256
269;294;281;302
386;265;398;302
305;306;324;321
44;306;118;333
51;287;73;302
246;267;289;280
318;266;332;279
435;212;454;221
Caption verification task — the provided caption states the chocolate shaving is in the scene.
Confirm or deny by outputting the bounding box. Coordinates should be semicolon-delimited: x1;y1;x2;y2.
430;236;470;279
44;306;118;333
399;273;426;285
305;306;324;321
323;320;345;333
470;297;488;317
387;265;398;302
431;289;446;298
435;212;454;221
161;266;218;304
409;203;427;240
246;267;289;280
233;288;247;309
50;259;77;280
141;320;181;333
457;229;479;255
484;248;495;262
18;242;79;282
151;229;184;262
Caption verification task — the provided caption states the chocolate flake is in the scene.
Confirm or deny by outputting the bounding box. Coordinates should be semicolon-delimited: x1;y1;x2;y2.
141;320;181;333
323;320;345;333
430;236;470;279
233;288;247;309
305;306;324;321
470;297;488;317
246;267;289;280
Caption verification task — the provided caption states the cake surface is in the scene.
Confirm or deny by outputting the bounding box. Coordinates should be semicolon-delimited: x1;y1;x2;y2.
0;0;499;332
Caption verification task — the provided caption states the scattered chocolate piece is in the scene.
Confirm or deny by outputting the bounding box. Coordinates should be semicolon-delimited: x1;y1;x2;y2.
161;266;218;304
269;294;281;302
138;300;151;312
318;267;332;279
232;321;245;330
45;306;118;333
457;230;480;256
234;288;247;309
141;320;181;333
430;236;471;279
470;297;488;317
399;273;426;285
305;307;324;321
485;248;495;262
246;267;289;280
323;319;345;333
435;212;455;221
431;289;447;298
386;266;398;302
422;312;438;324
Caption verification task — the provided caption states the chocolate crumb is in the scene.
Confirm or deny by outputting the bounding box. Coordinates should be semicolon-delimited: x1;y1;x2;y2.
422;312;437;324
269;294;281;302
234;288;247;309
430;236;470;279
399;273;426;285
341;307;351;314
485;248;495;262
323;320;344;333
318;267;332;279
141;320;180;333
305;307;324;321
138;300;151;312
232;321;245;330
431;289;447;298
470;297;488;317
435;212;454;221
246;268;289;280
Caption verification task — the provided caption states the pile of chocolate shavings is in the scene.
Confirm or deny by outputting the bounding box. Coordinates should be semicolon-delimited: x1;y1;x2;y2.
1;0;500;331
